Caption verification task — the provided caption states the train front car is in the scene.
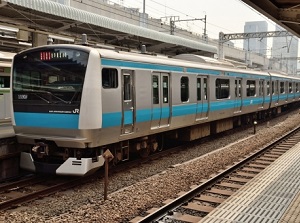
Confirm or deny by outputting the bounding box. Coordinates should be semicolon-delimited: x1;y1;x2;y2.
11;45;104;176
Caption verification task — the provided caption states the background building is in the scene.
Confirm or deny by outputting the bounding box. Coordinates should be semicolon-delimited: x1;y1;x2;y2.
243;21;268;56
271;25;299;75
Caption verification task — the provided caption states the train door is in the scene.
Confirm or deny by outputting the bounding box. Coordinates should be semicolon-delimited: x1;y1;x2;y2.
291;82;295;101
285;81;289;102
272;80;279;105
259;79;265;108
151;73;170;129
196;76;208;121
234;78;242;113
121;70;135;134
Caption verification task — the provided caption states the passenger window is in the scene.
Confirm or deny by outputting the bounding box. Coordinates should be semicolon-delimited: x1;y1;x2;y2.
235;79;241;97
102;68;118;88
267;81;270;96
259;80;264;96
246;80;256;97
123;74;131;101
197;78;201;101
216;78;229;99
152;75;159;104
162;76;169;103
204;78;207;100
181;76;189;102
280;82;285;94
289;82;292;93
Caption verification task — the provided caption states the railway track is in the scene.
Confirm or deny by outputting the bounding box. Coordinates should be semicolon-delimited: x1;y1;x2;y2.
0;174;86;210
130;126;300;223
0;110;298;212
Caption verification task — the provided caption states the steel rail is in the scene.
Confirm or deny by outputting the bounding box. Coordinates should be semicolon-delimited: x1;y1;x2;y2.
135;126;300;223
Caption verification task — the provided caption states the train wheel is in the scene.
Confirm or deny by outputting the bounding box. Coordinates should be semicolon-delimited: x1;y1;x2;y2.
157;135;164;151
138;147;150;158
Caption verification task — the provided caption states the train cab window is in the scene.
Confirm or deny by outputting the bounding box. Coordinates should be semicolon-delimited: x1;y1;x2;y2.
246;80;256;97
289;82;293;93
280;82;285;94
181;76;189;102
216;78;229;99
197;78;201;100
102;68;118;89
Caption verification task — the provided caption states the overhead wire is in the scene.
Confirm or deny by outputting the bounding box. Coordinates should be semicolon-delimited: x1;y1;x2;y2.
72;0;210;41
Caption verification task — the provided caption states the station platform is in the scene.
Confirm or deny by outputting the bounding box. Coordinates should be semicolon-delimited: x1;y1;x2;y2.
200;141;300;223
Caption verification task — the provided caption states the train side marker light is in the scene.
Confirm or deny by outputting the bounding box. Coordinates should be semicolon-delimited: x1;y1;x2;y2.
253;121;257;134
103;149;114;201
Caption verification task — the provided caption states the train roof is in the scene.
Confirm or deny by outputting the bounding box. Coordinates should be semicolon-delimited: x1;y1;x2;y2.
13;44;300;80
96;47;270;77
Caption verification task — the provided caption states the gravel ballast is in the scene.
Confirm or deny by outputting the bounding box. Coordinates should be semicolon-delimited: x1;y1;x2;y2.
2;111;300;223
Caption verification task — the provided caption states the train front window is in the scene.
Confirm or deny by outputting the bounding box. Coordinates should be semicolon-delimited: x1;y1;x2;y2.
12;48;89;104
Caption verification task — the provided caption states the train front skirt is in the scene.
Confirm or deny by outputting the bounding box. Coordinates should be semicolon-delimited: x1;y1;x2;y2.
20;152;105;176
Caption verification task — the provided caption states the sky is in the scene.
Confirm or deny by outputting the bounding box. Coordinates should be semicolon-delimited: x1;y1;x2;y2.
118;0;280;48
119;0;277;35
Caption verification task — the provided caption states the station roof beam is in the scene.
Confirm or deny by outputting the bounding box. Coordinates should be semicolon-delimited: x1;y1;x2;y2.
241;0;300;38
0;0;217;56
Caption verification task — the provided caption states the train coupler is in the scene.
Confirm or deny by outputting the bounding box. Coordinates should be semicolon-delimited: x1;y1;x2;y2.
32;142;49;158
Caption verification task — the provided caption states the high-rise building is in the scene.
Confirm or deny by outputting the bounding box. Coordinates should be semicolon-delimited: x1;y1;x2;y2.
243;21;268;56
271;25;298;75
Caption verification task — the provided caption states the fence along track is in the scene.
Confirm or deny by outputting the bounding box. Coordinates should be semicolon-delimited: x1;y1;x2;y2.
130;126;300;223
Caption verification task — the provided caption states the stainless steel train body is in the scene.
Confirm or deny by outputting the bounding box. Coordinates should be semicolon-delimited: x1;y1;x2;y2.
11;45;300;176
0;53;12;120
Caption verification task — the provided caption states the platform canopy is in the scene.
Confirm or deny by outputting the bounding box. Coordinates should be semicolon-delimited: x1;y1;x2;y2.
241;0;300;38
0;0;217;56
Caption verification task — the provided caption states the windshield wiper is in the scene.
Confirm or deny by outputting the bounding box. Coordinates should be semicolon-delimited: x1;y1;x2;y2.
33;93;51;104
33;90;70;104
68;90;81;104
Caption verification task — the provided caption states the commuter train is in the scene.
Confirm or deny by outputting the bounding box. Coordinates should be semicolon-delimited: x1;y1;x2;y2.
10;44;300;176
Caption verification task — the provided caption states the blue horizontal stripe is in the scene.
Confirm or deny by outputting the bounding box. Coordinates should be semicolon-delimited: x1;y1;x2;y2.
102;112;121;128
151;107;161;120
226;72;270;79
136;109;152;123
161;107;170;119
186;68;220;75
124;110;133;125
172;104;197;117
210;100;234;111
242;97;265;106
14;112;79;129
101;59;183;72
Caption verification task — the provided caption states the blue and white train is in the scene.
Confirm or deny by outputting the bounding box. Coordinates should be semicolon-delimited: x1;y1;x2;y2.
10;44;300;176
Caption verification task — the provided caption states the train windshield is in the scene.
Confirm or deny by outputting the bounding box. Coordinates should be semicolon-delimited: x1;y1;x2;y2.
12;48;89;104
